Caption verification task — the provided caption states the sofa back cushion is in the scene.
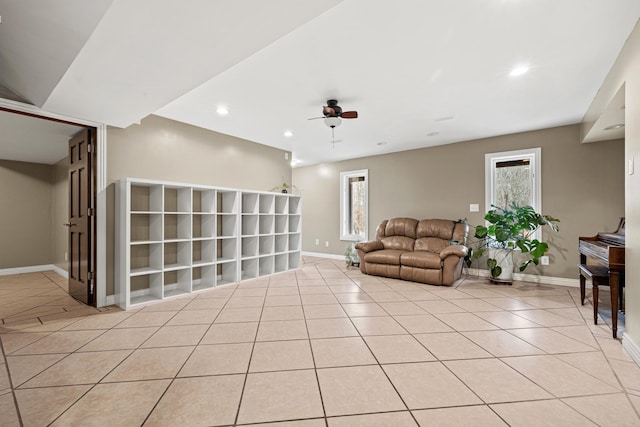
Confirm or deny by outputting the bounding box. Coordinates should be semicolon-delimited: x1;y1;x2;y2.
416;219;455;240
381;236;415;251
414;237;449;253
385;218;418;239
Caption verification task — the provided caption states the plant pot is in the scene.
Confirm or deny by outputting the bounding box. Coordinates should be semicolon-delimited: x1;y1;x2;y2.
488;248;513;284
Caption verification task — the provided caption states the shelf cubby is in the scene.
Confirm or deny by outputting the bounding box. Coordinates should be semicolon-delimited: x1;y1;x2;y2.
275;234;287;254
130;273;163;305
289;252;301;269
242;193;258;214
192;239;216;266
217;261;237;285
217;191;237;214
289;215;301;233
217;238;236;262
289;197;301;214
242;214;258;236
259;194;274;214
259;215;274;235
130;213;162;243
288;233;301;251
193;189;215;213
164;241;191;270
192;213;216;239
131;184;162;212
274;215;288;234
275;196;288;214
164;186;191;213
242;236;258;258
164;213;191;240
164;268;191;298
217;215;237;237
241;258;258;280
275;254;288;273
259;256;274;276
192;264;216;291
130;243;162;276
259;235;274;256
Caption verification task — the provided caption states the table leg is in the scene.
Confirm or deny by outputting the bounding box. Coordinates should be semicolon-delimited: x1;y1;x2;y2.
610;270;620;339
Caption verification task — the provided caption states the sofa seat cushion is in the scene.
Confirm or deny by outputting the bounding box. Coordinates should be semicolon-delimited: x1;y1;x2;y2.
364;249;408;265
400;251;441;269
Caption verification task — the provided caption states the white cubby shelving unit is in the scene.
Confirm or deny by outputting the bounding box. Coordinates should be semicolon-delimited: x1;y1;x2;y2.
116;178;301;309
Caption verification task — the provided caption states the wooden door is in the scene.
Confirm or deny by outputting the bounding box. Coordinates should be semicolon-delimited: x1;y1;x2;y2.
68;129;96;305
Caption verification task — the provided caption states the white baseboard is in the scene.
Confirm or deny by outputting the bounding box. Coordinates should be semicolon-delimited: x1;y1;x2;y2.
465;268;578;287
623;333;640;367
301;251;344;261
0;264;68;278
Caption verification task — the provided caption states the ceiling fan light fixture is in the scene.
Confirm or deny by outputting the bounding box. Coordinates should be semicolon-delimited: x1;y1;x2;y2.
324;116;342;128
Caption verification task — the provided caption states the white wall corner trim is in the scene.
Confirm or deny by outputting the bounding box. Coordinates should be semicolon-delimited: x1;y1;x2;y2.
623;334;640;367
0;264;68;278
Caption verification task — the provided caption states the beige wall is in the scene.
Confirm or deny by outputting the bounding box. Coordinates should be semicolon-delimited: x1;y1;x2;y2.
0;160;54;268
105;114;292;295
293;124;624;279
107;115;291;188
583;20;640;350
51;157;68;271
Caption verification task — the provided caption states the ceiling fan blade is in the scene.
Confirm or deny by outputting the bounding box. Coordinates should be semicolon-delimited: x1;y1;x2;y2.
329;139;342;144
341;111;358;119
307;117;325;120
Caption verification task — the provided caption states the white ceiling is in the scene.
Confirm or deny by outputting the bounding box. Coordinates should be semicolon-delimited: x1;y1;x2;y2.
0;0;638;166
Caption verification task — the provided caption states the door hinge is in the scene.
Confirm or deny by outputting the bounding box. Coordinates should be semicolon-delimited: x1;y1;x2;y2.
88;272;95;295
87;143;92;153
88;208;94;216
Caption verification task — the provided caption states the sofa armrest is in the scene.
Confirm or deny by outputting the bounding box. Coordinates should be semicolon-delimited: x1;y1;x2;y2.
355;241;384;253
439;244;468;260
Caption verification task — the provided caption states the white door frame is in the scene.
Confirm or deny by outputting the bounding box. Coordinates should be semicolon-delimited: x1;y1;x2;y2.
0;99;109;306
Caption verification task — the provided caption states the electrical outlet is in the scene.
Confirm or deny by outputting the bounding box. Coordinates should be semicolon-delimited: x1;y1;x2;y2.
315;239;319;245
325;241;329;247
469;203;479;212
540;256;549;266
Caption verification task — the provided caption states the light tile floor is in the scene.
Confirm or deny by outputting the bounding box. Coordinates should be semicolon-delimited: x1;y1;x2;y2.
1;260;640;426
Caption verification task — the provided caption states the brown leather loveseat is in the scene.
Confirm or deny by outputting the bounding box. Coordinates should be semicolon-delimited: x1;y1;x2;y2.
355;218;468;286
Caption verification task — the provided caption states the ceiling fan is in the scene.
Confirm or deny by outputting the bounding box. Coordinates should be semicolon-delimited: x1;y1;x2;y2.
309;99;358;147
308;99;359;128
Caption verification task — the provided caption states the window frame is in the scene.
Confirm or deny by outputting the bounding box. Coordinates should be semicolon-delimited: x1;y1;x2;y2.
485;147;542;238
340;169;369;241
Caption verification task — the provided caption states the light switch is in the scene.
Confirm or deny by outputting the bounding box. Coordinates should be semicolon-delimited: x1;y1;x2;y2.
630;158;635;175
469;204;479;212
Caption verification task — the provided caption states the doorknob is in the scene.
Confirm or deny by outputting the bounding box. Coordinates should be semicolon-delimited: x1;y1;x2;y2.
64;223;73;227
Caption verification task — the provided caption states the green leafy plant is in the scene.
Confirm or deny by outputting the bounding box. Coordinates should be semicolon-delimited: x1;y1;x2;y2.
344;244;360;268
465;204;559;279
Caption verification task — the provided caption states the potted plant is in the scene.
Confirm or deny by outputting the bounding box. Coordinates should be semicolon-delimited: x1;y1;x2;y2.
344;244;360;268
465;204;559;283
270;179;298;194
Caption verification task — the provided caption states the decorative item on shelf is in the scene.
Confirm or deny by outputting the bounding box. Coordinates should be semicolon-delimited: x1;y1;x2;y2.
344;244;360;268
463;204;559;284
270;177;298;194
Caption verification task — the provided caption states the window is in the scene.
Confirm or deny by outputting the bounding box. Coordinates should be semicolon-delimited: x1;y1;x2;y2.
340;169;368;241
486;147;541;235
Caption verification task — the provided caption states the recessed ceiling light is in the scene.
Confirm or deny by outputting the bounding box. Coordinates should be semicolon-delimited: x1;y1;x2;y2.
427;132;439;137
216;106;229;116
284;130;293;138
509;65;529;77
604;123;625;130
377;141;387;146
